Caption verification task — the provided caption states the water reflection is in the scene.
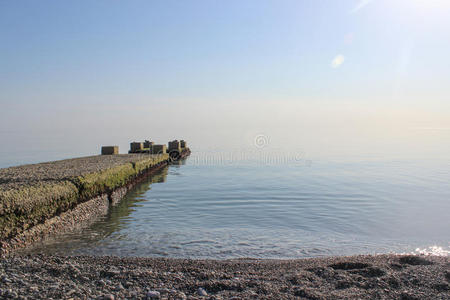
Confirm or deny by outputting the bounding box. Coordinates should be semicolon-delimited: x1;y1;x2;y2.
94;165;169;236
22;165;169;254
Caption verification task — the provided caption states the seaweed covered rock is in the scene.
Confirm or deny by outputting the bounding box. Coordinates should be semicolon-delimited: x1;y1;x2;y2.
0;181;78;240
70;163;136;200
133;154;169;175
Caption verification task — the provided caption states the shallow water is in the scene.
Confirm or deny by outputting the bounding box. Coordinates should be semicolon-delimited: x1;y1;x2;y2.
24;153;450;258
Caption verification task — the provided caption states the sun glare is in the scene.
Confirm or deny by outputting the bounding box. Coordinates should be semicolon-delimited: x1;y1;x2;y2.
353;0;450;17
395;0;450;14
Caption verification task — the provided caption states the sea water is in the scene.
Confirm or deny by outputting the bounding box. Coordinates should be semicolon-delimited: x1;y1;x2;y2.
20;151;450;258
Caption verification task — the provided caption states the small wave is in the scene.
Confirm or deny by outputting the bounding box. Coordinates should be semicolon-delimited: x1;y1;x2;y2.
180;240;216;245
412;245;450;257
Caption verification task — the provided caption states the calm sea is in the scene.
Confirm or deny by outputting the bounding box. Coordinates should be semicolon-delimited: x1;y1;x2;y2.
16;151;450;258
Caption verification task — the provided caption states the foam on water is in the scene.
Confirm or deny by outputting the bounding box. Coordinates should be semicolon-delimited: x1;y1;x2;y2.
412;246;450;257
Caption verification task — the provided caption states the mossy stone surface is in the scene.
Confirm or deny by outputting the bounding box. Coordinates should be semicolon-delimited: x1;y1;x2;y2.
71;163;136;200
0;181;78;239
133;154;169;175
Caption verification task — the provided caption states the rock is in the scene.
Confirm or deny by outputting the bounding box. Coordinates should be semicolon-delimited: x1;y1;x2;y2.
128;290;138;298
29;286;39;292
158;288;170;294
69;265;80;274
2;277;12;284
101;294;115;300
98;280;106;286
9;291;18;298
197;288;208;296
174;292;187;300
106;269;120;276
125;281;133;288
146;290;161;299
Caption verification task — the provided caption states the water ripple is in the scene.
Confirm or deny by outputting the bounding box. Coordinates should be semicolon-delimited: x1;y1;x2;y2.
22;159;450;258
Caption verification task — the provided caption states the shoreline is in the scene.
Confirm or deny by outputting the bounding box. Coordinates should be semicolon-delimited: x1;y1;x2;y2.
1;254;448;299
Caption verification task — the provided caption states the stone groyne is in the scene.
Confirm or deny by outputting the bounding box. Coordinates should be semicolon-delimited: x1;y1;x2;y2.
0;149;190;254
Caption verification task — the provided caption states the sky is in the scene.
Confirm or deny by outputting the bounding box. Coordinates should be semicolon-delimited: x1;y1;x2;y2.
1;0;450;166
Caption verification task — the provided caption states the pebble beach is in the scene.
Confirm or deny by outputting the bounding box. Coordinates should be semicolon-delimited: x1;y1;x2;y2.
1;254;448;299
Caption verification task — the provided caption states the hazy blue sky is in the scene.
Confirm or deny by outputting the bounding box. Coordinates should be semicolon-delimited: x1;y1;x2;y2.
1;0;450;166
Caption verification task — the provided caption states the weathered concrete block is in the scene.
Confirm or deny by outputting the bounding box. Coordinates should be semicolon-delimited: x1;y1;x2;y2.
151;144;167;154
130;142;143;153
168;140;182;152
101;146;119;155
143;140;154;148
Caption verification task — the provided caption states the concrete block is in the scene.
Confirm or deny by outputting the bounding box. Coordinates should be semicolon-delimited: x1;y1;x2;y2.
143;140;154;148
168;140;182;152
101;146;119;155
151;144;167;155
130;142;143;153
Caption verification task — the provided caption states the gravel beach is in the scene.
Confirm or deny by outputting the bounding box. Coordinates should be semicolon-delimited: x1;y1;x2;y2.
0;254;448;299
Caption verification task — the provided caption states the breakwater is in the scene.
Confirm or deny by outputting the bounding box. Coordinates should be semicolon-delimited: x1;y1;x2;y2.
0;148;190;254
